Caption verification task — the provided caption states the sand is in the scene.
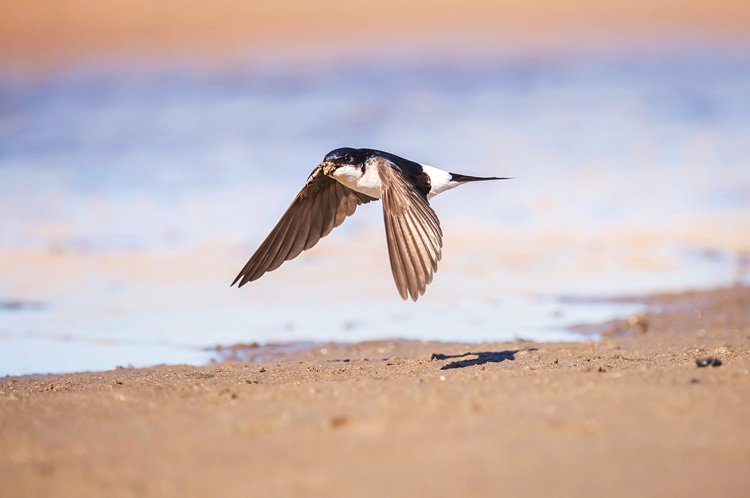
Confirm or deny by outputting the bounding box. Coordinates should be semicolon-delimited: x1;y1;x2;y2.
1;285;749;497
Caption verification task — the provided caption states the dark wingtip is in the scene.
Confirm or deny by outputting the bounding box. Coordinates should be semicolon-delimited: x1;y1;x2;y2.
231;273;245;288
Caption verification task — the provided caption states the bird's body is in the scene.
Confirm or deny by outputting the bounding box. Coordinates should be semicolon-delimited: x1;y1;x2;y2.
332;159;458;200
233;147;509;301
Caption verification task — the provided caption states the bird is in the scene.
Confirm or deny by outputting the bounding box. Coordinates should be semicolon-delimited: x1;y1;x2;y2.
232;148;509;301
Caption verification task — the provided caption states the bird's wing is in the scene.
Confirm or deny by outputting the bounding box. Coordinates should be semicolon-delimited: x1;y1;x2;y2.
373;157;443;301
232;165;375;287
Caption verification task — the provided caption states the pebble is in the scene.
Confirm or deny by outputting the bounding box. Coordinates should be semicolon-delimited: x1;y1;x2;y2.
627;314;649;333
330;416;349;428
695;357;722;368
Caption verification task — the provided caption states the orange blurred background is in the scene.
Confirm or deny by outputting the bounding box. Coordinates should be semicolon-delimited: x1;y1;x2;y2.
3;0;750;68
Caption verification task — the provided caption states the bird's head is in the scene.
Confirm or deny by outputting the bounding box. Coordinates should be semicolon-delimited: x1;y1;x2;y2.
320;147;367;175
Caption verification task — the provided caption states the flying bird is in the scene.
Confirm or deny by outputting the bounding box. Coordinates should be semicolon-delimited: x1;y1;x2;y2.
232;148;509;301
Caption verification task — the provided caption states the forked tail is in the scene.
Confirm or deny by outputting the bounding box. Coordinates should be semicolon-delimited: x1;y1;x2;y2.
449;173;512;183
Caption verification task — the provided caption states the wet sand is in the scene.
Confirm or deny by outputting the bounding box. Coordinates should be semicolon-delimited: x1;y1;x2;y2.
1;286;749;497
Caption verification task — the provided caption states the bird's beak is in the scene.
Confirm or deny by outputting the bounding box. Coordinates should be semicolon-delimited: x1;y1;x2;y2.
320;161;337;176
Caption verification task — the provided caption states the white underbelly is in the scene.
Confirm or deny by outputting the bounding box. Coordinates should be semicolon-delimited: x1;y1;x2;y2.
331;162;458;200
331;165;382;199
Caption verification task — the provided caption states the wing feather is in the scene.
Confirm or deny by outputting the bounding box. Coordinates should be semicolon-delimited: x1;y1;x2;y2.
242;207;298;277
265;206;305;272
399;213;429;292
232;166;375;287
321;184;339;237
402;208;434;279
373;157;443;301
393;212;420;298
304;190;325;250
384;210;409;300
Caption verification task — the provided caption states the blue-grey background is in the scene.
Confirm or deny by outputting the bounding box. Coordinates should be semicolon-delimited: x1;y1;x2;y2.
1;46;749;375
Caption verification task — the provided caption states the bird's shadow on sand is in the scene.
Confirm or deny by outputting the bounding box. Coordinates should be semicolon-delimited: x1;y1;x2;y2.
431;349;537;370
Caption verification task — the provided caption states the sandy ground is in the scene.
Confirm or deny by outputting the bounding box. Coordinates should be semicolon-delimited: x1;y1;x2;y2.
1;286;749;497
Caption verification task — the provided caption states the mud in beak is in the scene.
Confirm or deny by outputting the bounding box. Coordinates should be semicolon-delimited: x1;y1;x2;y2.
320;161;337;176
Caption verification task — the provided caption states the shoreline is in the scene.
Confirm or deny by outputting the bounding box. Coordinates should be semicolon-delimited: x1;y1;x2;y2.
1;285;748;496
3;285;747;378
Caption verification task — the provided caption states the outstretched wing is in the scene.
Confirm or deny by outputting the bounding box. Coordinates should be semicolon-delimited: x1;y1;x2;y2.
373;157;443;301
232;165;375;287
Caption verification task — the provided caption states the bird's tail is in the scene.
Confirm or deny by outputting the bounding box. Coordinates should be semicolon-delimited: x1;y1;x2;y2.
449;173;512;183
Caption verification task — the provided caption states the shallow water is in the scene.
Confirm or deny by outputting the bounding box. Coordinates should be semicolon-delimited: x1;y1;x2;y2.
1;45;749;375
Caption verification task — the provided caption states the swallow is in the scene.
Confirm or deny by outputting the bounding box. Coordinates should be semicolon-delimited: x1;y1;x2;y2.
232;148;509;300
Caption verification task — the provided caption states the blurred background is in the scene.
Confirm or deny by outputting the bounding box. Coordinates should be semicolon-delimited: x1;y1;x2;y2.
1;0;749;375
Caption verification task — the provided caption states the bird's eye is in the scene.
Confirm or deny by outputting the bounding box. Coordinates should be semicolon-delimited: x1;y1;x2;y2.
343;154;353;163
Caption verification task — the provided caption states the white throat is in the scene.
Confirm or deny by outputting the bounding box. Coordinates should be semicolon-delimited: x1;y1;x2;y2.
331;164;382;199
